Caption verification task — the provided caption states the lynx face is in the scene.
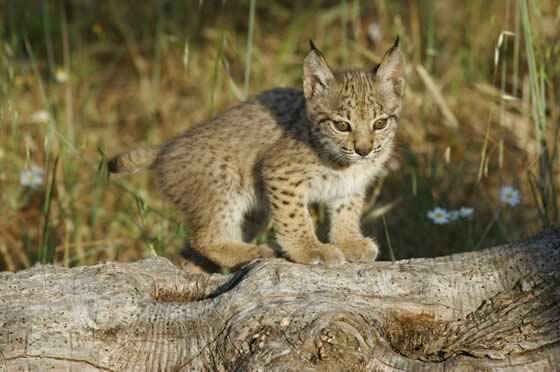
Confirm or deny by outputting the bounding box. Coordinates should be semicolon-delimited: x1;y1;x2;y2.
303;41;405;166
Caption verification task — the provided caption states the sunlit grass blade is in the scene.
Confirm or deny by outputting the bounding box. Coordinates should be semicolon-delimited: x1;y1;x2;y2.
39;155;59;264
520;0;556;226
243;0;256;98
382;216;395;262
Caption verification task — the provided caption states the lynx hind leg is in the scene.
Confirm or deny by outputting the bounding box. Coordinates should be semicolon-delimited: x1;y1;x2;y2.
190;228;276;270
188;197;276;270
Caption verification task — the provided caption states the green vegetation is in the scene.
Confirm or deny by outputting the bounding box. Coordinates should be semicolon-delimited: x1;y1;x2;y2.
1;0;559;271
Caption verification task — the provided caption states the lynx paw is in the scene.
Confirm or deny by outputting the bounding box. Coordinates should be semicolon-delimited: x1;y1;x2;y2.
292;244;346;267
255;244;278;258
339;238;379;263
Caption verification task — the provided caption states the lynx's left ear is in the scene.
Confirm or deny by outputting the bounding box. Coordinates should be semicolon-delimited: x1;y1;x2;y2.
375;37;406;97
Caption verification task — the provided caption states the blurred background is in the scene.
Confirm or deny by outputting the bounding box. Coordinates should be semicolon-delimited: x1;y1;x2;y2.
0;0;559;271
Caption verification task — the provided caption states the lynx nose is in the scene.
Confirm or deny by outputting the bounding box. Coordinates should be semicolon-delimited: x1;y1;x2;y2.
355;145;372;157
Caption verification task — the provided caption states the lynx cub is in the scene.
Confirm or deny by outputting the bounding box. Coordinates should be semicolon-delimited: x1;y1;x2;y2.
109;39;405;270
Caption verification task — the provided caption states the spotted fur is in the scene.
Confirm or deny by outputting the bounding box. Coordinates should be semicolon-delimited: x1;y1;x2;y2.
108;40;406;271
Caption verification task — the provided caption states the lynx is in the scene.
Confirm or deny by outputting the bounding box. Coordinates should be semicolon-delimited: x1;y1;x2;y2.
109;39;405;270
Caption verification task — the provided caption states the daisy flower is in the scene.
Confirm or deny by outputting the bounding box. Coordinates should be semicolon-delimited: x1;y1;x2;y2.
55;68;69;83
427;207;450;224
31;110;50;124
448;210;460;221
458;207;474;219
20;165;45;189
499;185;521;207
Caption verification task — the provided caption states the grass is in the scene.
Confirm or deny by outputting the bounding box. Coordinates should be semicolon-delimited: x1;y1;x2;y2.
520;0;557;227
0;0;559;271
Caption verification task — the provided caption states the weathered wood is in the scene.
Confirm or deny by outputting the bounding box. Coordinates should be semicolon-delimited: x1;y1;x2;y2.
1;229;560;371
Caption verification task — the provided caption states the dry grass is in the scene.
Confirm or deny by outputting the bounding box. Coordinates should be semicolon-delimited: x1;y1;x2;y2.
1;0;559;271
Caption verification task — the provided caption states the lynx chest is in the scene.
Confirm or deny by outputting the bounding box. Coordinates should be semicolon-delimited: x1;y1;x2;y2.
307;162;379;203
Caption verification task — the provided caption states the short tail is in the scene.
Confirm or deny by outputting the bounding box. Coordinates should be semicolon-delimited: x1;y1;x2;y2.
108;147;159;174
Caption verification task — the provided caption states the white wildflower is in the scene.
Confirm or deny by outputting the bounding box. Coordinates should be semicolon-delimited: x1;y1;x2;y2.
55;68;69;83
427;207;450;224
20;165;45;188
448;210;460;221
458;207;474;219
499;185;521;207
443;207;474;222
367;21;383;44
31;110;50;124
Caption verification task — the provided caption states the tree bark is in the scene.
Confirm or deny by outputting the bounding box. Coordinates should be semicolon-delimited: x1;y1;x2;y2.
1;229;560;371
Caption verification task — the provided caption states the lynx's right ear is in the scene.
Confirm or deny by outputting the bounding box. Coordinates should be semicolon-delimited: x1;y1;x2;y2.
375;37;406;97
303;40;335;99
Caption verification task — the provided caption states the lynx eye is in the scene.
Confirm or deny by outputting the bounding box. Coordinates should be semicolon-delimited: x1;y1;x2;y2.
373;117;390;131
332;121;351;132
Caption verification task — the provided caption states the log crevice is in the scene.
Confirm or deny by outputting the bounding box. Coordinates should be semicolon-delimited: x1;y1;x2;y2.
384;270;560;362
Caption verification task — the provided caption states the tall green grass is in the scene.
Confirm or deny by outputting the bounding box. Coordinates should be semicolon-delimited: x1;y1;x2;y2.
0;1;558;271
520;0;558;227
243;0;256;97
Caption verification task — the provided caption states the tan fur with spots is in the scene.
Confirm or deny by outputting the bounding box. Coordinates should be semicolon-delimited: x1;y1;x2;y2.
109;39;406;271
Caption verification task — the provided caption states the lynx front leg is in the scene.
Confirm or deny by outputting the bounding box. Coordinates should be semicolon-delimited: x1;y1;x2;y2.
328;193;379;262
265;181;345;267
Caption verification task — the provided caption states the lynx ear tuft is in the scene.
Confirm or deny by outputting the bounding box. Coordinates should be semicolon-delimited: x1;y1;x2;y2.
309;39;318;51
375;38;406;97
303;41;335;99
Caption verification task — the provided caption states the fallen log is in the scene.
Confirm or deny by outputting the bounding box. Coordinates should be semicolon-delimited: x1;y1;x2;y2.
1;229;560;371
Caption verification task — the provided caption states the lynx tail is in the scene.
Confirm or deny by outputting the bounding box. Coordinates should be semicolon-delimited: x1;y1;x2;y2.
108;148;158;174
